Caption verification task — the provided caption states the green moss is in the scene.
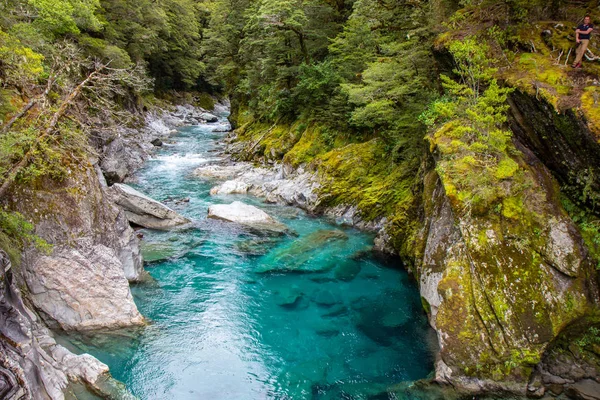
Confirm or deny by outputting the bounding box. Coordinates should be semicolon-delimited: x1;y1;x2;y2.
197;93;215;111
283;124;332;167
0;231;21;266
495;158;519;179
314;139;417;223
581;87;600;139
501;196;523;219
421;296;431;314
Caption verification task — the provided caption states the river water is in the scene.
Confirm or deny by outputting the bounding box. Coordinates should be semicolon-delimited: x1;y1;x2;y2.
66;111;437;399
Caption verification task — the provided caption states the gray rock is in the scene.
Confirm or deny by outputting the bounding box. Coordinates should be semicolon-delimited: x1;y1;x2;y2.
0;250;135;399
207;201;287;233
24;245;144;331
151;138;163;146
200;112;219;122
108;183;190;230
566;379;600;400
210;180;250;195
194;164;251;180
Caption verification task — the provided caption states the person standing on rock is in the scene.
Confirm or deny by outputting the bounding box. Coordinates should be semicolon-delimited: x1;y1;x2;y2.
573;15;594;68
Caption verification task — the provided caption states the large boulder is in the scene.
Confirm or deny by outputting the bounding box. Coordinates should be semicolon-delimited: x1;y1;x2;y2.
7;164;146;331
200;112;219;123
207;201;287;233
194;163;252;180
417;164;596;393
24;245;144;331
0;250;134;399
255;230;348;273
108;183;190;230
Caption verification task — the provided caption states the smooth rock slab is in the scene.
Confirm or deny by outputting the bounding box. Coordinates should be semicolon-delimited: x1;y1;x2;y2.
25;246;144;331
108;183;190;230
200;112;219;122
210;180;250;195
194;164;250;180
207;201;287;233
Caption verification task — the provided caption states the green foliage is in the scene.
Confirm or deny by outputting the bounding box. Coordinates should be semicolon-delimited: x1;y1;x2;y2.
0;209;51;253
28;0;102;36
100;0;206;89
575;326;600;349
0;29;44;88
424;38;522;213
562;196;600;270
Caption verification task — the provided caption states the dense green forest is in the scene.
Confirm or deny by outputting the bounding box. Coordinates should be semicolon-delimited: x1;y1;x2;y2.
2;0;600;275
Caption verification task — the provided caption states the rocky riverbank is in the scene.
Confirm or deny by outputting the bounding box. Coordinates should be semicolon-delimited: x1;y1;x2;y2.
195;136;391;250
1;100;225;399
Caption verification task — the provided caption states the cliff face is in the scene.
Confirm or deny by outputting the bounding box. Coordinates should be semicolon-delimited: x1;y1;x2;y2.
418;154;597;392
226;87;600;395
7;162;145;331
0;250;117;399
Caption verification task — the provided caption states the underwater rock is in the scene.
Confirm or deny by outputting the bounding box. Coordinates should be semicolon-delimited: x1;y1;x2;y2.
255;230;348;273
108;183;190;230
381;310;410;328
140;242;178;263
274;286;303;307
333;260;361;282
312;289;340;307
321;304;348;318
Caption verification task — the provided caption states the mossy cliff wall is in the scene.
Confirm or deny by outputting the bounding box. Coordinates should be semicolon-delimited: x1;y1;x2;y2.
229;89;600;394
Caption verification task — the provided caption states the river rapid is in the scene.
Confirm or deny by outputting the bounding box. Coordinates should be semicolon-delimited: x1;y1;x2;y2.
63;109;438;400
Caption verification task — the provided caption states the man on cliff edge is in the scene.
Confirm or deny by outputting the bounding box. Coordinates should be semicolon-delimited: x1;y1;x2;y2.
573;15;594;68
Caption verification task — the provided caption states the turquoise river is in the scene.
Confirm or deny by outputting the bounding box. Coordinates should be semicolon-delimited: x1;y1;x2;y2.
64;110;438;399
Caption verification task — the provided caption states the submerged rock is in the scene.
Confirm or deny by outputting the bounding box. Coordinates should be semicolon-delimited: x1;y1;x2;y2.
312;289;340;307
207;201;288;233
108;183;190;230
333;260;361;282
274;286;303;307
255;230;348;273
235;237;279;255
140;241;178;263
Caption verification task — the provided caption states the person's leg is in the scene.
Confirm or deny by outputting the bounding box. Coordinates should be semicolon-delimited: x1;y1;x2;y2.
574;39;590;66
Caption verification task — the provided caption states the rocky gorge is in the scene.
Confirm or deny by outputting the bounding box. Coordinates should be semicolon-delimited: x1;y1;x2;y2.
3;0;600;398
0;103;225;398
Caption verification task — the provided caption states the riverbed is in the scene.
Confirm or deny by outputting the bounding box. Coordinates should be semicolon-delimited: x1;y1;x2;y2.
65;111;437;399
